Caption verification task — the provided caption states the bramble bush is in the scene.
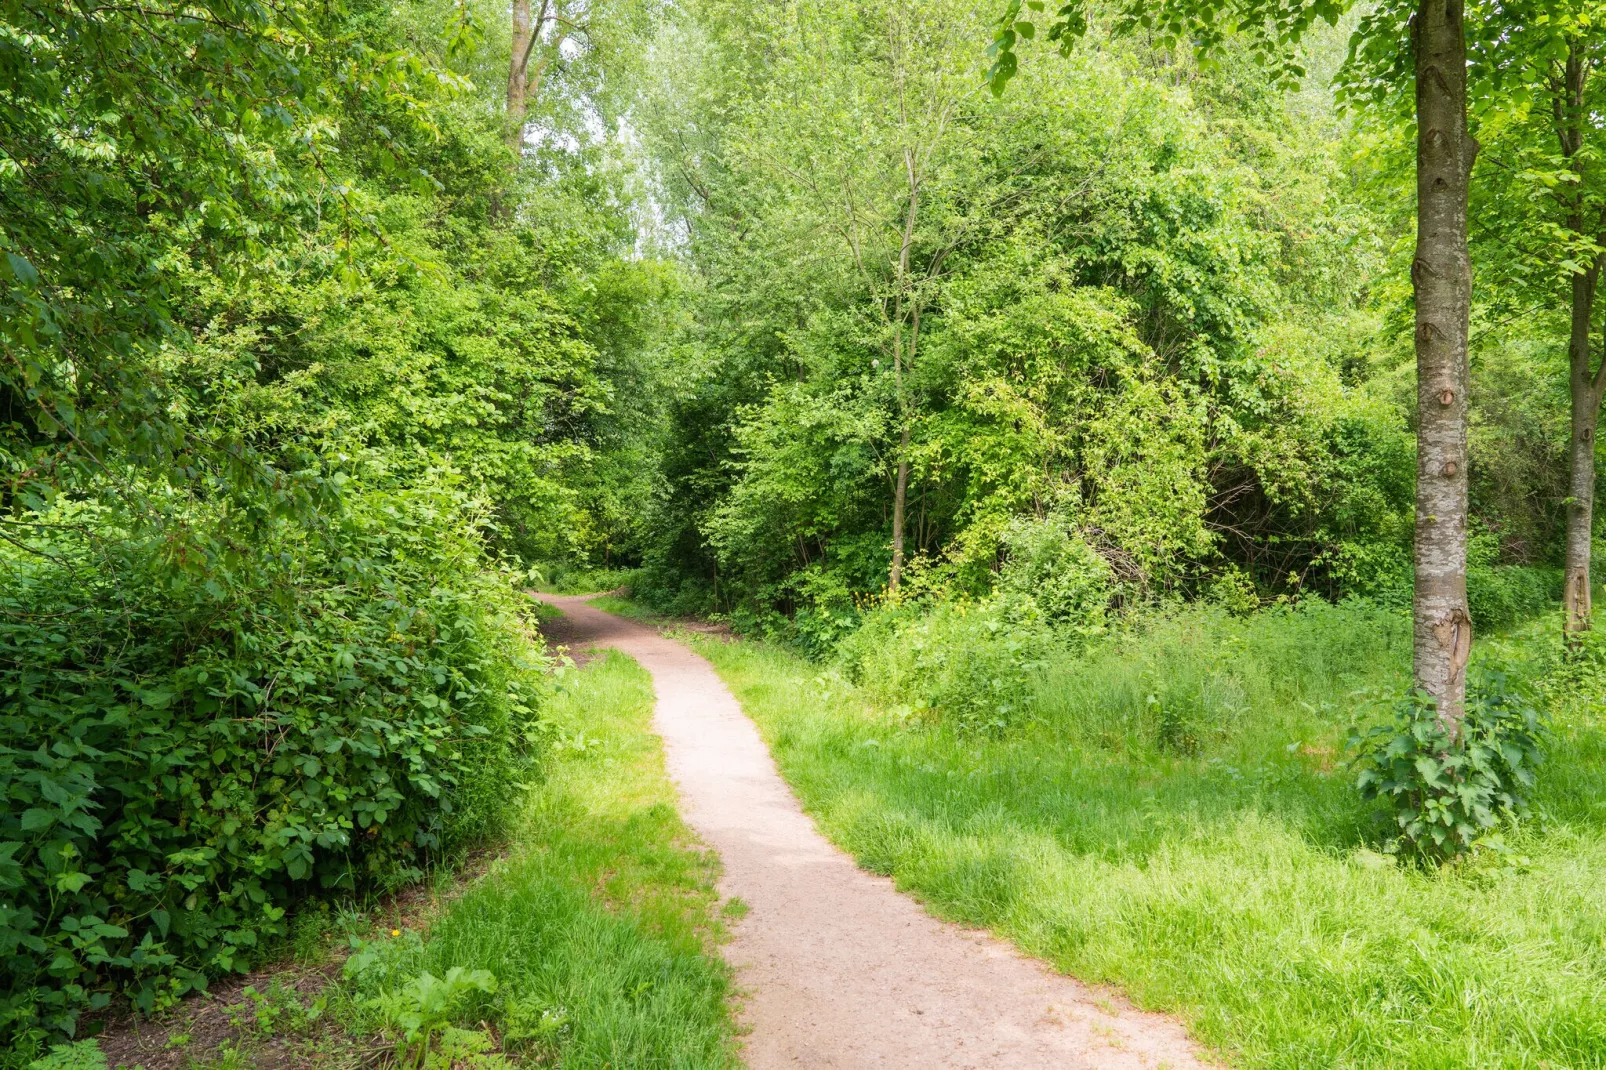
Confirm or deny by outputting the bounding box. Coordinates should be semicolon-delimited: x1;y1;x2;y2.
0;475;550;1055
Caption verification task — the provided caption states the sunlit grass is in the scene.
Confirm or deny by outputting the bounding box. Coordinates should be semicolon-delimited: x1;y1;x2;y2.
694;615;1606;1069
587;593;664;622
407;650;737;1068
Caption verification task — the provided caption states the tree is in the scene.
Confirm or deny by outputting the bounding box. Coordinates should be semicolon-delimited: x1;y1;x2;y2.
507;0;590;146
874;0;973;591
1464;0;1606;636
990;0;1478;724
696;0;985;594
632;0;1378;618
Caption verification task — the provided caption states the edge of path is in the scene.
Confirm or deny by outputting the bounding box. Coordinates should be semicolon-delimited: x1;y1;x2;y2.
534;592;1215;1070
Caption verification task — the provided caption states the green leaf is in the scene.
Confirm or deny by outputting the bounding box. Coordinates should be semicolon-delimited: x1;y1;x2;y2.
21;809;57;831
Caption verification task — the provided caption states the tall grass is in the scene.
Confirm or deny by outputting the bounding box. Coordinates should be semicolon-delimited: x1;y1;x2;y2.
343;651;737;1068
1031;599;1411;757
533;562;641;595
696;601;1606;1068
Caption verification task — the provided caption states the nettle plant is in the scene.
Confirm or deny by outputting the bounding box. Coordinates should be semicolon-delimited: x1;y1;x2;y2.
1350;668;1547;861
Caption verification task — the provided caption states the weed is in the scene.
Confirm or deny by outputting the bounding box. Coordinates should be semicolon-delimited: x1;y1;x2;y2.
1351;669;1547;859
502;997;571;1058
23;1042;104;1070
366;967;498;1068
225;982;324;1040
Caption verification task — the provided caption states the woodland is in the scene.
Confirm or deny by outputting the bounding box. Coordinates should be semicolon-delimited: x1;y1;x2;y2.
4;0;1606;1064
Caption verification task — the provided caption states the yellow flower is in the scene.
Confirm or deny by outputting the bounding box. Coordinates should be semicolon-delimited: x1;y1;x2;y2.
390;928;401;937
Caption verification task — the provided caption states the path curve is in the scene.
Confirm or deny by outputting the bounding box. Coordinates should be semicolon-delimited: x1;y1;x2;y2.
538;595;1208;1070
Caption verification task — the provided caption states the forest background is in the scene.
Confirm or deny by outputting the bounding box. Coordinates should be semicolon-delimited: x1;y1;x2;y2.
5;0;1606;1061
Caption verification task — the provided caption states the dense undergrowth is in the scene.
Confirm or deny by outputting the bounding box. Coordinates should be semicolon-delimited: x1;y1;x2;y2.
23;650;735;1069
0;476;552;1058
692;600;1606;1067
1;0;673;1053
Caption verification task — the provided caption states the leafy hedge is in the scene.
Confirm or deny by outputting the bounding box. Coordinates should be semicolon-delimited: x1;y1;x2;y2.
0;477;549;1054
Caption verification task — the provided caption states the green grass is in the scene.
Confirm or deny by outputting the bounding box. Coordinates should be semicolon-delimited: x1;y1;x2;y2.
691;608;1606;1069
532;563;640;595
587;593;666;623
526;597;565;625
345;650;737;1068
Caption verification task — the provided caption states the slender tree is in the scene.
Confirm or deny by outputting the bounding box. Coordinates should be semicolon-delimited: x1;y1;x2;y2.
991;0;1477;723
734;0;975;593
508;0;587;146
1466;4;1606;636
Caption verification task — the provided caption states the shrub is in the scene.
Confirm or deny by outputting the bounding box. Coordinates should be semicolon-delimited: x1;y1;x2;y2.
996;517;1113;641
1205;566;1261;616
0;477;550;1052
838;600;1055;732
1350;669;1547;860
1467;565;1562;632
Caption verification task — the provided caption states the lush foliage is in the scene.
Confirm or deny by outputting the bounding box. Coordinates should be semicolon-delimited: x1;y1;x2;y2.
0;0;666;1053
626;0;1574;637
337;651;737;1068
11;0;1606;1056
1351;671;1548;860
0;475;549;1048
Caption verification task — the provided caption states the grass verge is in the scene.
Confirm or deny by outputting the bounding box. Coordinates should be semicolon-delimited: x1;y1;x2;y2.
692;628;1606;1069
337;649;737;1068
586;593;664;623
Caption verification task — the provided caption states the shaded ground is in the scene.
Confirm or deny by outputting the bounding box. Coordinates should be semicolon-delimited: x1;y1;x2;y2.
537;594;1209;1070
93;967;357;1070
89;849;506;1069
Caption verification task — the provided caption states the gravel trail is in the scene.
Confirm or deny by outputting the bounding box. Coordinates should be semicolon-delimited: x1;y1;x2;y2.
537;595;1208;1070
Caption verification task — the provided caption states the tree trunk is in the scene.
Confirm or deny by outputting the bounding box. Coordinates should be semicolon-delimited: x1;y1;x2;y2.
886;144;920;594
507;0;532;144
1411;0;1475;726
889;432;910;592
1566;263;1604;634
1558;46;1602;637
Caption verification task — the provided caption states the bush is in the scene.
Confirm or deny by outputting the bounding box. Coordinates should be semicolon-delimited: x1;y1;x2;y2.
0;477;550;1052
838;600;1056;732
1467;565;1562;632
996;518;1113;640
1350;669;1547;860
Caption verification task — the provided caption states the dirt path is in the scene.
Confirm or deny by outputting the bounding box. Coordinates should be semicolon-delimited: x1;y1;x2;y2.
538;596;1208;1070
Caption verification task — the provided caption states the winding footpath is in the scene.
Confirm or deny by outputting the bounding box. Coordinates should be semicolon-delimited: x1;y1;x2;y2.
537;595;1208;1070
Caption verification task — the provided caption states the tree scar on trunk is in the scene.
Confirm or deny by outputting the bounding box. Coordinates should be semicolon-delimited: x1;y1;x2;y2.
1566;567;1593;633
1431;606;1472;731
